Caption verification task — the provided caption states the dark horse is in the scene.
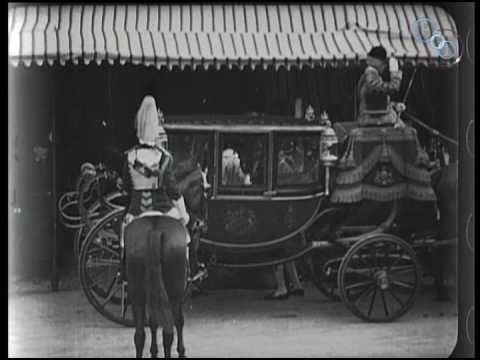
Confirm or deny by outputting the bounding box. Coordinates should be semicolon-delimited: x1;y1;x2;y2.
124;166;205;358
125;216;188;358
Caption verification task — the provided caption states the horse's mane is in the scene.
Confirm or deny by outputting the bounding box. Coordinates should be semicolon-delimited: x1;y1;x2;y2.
177;166;205;218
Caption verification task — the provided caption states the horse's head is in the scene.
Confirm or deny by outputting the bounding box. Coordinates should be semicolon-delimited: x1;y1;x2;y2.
177;166;209;219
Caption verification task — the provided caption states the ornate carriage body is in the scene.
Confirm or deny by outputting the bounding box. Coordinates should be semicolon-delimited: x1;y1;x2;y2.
59;115;452;326
165;116;329;268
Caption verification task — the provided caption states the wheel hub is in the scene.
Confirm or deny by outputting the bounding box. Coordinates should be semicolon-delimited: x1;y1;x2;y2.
375;269;390;290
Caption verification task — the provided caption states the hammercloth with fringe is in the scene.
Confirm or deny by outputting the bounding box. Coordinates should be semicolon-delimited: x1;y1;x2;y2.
331;125;436;203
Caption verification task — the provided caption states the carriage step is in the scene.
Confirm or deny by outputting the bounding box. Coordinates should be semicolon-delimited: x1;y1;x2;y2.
188;267;208;283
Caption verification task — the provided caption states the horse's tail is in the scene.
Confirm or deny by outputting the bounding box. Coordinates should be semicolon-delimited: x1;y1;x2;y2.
144;228;172;328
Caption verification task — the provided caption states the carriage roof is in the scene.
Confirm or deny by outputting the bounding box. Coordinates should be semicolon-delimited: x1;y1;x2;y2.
163;115;327;133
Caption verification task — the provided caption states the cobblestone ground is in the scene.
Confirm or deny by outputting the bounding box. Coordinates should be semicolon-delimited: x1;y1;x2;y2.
9;275;457;358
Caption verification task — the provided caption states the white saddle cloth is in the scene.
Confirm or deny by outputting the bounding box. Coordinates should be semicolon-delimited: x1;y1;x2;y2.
126;207;191;244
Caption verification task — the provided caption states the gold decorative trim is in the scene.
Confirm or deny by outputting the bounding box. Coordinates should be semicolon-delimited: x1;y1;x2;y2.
331;183;437;203
336;144;432;185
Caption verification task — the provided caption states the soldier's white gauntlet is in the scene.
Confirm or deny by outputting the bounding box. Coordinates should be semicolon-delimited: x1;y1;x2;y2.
173;196;190;226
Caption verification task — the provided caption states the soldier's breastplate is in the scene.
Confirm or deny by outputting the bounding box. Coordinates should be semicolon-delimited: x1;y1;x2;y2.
128;148;162;190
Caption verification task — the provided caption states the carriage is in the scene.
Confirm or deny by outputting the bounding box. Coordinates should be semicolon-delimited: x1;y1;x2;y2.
58;114;455;326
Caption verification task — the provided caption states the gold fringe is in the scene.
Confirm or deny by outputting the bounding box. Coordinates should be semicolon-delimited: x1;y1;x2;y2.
338;135;358;170
336;145;383;184
336;144;433;185
331;183;437;203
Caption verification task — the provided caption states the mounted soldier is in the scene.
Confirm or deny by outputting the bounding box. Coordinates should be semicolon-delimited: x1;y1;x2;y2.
121;95;204;282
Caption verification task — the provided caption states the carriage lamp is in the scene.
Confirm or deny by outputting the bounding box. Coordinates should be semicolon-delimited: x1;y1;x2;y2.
320;126;339;164
320;126;339;195
305;105;315;122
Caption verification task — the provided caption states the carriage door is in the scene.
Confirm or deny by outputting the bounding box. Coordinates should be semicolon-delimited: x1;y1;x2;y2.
206;132;268;244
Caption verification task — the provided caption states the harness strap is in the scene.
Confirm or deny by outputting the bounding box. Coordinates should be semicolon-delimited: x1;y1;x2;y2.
157;154;171;188
132;159;161;178
403;112;458;146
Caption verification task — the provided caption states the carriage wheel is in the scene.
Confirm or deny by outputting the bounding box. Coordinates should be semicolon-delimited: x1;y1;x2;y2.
79;208;134;327
58;191;83;229
338;234;420;322
74;192;127;260
74;226;88;261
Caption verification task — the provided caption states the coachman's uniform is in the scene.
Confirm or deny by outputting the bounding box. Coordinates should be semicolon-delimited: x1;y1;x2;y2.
357;65;402;126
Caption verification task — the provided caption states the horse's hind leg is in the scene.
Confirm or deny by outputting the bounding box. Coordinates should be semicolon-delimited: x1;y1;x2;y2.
162;329;174;358
173;302;186;358
149;323;158;358
128;260;146;358
133;302;146;358
160;305;175;358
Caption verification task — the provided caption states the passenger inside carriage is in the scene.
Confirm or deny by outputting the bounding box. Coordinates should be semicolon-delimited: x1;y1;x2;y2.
220;134;266;187
278;141;305;176
277;136;319;186
222;148;248;186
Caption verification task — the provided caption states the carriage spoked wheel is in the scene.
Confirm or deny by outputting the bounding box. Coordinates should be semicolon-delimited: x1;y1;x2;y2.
338;234;420;322
74;191;127;260
79;208;134;327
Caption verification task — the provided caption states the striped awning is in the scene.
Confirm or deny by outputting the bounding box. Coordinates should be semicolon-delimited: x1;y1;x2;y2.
8;3;458;69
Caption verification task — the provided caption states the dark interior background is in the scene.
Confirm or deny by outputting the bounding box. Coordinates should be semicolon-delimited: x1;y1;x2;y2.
9;62;458;280
9;0;469;285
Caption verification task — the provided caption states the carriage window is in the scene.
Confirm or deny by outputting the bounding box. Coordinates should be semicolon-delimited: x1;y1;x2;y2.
220;134;266;189
275;135;320;186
